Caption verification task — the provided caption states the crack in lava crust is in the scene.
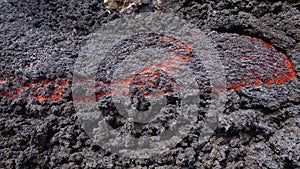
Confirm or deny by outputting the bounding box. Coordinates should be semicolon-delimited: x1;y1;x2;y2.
0;78;69;101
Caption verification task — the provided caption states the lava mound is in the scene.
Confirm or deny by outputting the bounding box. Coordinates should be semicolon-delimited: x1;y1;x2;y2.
210;33;296;90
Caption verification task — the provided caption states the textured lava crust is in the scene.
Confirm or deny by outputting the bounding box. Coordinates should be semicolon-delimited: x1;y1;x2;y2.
0;0;299;168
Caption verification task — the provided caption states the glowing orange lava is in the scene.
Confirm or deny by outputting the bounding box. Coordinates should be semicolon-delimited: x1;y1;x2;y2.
0;78;69;101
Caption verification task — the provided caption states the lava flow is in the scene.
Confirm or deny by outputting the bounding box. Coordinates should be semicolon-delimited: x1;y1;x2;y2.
0;33;297;103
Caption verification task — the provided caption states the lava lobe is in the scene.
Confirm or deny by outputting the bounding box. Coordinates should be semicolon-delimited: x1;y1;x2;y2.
0;32;296;102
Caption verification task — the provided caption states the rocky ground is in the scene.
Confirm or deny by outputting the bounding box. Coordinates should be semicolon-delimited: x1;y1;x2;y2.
0;0;299;168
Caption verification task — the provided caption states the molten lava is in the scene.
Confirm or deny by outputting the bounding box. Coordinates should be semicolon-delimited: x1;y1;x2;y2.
0;78;69;101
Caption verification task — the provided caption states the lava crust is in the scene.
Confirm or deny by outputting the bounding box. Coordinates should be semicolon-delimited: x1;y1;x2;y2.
0;0;299;168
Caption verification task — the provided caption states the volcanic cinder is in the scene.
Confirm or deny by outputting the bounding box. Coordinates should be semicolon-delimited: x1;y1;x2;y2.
0;0;299;168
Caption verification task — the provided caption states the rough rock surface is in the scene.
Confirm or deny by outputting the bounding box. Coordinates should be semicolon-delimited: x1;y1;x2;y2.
104;0;162;14
0;0;299;168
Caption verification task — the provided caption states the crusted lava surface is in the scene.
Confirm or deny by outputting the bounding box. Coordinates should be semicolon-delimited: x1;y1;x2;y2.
0;0;299;168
